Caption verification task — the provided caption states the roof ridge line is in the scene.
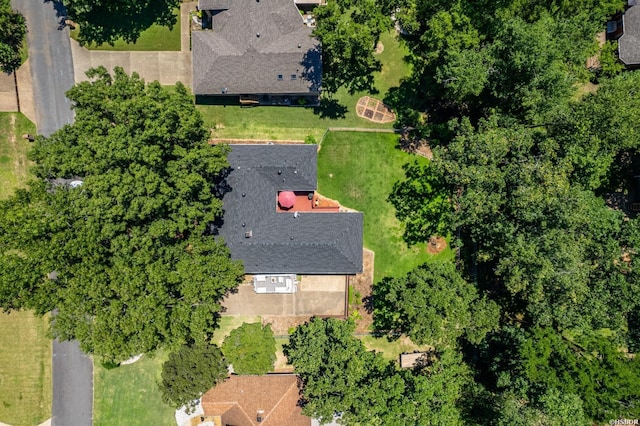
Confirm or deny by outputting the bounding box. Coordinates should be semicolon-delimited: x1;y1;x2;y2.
261;378;300;424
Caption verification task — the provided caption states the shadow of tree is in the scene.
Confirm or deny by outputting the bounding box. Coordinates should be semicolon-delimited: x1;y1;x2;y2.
63;0;179;46
313;98;348;119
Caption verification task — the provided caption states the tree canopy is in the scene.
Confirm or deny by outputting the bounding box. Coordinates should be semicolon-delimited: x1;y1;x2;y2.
373;261;499;346
0;67;243;362
0;0;26;73
159;343;228;411
221;322;276;375
312;0;391;94
285;317;472;425
65;0;180;46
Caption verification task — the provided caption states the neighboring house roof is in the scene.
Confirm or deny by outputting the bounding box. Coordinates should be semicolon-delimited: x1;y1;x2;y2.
201;374;311;426
217;144;363;274
193;0;321;95
619;4;640;65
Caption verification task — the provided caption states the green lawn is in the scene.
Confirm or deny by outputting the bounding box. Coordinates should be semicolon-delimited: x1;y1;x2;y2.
0;113;49;426
0;112;35;199
196;30;411;141
358;335;431;362
70;10;181;51
94;352;175;426
0;312;51;426
212;316;261;346
318;131;453;282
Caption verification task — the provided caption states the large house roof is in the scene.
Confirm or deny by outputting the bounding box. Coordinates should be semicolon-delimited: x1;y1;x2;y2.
193;0;321;95
620;4;640;65
201;374;310;426
217;144;363;274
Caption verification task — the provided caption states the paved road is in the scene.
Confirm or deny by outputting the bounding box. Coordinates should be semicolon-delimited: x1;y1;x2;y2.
52;340;93;426
10;1;93;425
12;0;74;136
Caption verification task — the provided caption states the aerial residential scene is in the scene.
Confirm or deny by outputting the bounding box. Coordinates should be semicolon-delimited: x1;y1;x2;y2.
1;0;640;425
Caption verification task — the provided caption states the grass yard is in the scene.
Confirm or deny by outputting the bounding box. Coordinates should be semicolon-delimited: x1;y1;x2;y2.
0;112;35;199
0;312;51;426
70;10;181;51
0;112;49;426
358;335;431;362
94;351;175;426
211;316;262;345
318;131;454;282
197;30;411;141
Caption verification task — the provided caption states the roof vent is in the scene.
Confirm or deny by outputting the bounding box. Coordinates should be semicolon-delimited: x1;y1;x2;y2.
245;230;252;238
298;43;301;48
278;170;282;175
294;211;299;218
242;192;246;197
290;236;294;240
257;410;264;422
242;222;246;227
256;32;260;37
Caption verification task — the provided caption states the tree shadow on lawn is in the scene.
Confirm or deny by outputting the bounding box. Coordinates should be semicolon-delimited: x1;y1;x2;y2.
313;98;348;119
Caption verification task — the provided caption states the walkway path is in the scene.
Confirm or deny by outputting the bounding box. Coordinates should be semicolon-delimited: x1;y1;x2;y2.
10;1;93;426
70;2;193;86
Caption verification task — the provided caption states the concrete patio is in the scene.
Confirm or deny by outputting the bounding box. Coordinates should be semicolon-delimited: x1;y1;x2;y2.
222;275;347;316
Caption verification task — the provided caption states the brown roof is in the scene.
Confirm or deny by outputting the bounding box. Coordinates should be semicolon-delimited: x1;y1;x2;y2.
201;374;311;426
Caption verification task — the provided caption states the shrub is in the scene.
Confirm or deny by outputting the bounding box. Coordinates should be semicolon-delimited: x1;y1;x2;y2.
222;323;276;375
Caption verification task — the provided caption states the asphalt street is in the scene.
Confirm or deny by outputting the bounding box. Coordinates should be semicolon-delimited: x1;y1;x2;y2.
52;339;93;426
10;1;93;425
12;0;75;136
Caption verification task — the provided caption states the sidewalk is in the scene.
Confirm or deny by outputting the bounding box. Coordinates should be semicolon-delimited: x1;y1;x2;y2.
0;60;38;125
70;2;194;86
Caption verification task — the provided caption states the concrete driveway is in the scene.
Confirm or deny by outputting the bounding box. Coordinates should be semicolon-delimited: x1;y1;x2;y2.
222;275;347;316
70;2;193;86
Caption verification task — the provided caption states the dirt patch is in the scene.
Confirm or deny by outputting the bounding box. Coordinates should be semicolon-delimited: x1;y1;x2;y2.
426;236;447;255
348;248;375;333
356;96;396;123
262;315;314;336
374;41;384;55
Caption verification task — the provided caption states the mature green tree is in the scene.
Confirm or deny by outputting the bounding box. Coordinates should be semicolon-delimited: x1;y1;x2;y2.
373;261;499;346
285;317;472;425
0;67;243;362
284;318;389;424
65;0;180;46
221;322;276;375
388;161;451;245
494;389;587;426
159;343;228;411
0;0;26;73
312;0;390;94
483;327;640;421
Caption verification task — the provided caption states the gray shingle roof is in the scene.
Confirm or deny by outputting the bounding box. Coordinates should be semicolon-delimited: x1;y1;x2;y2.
217;145;363;274
620;4;640;65
193;0;321;95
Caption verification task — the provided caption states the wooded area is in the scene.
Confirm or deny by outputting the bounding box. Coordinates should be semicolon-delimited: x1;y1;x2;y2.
284;0;640;424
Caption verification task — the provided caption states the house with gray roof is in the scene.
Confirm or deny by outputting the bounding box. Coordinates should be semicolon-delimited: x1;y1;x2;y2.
616;1;640;66
193;0;322;105
216;144;363;274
